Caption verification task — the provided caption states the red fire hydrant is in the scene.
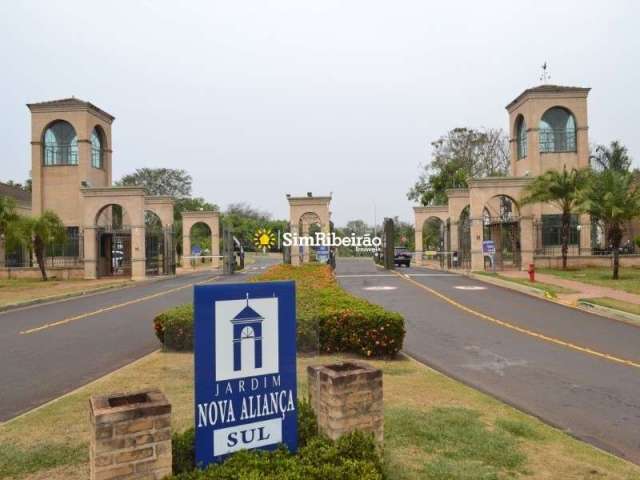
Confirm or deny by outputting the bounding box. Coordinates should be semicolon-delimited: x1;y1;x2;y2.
528;263;535;282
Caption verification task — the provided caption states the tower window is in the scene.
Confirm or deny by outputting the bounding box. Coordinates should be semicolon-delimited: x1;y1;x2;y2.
91;128;104;169
539;107;577;153
43;121;78;166
516;116;527;160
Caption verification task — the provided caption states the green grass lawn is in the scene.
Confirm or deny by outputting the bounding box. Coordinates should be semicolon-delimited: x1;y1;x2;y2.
2;352;639;480
540;266;640;295
475;272;577;297
582;297;640;317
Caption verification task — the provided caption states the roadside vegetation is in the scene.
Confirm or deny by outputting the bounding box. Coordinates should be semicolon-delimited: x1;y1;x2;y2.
540;266;640;295
581;297;640;317
155;264;406;357
475;271;576;298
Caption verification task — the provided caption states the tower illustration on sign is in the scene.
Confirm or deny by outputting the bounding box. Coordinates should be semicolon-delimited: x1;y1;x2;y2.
231;294;264;371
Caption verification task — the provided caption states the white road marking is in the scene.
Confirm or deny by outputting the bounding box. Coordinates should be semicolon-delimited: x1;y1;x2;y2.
407;273;458;277
336;274;397;278
454;285;487;291
363;286;398;291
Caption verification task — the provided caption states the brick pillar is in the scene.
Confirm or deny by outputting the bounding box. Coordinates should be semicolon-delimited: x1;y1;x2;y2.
470;219;484;271
308;362;383;443
89;389;172;480
414;229;422;266
520;216;534;271
290;224;300;266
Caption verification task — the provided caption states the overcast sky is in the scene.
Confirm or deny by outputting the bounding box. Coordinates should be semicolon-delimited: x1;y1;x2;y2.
1;1;638;225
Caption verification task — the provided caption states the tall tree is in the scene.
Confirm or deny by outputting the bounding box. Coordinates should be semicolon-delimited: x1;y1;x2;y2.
590;141;632;172
578;170;640;279
6;211;66;280
0;196;18;239
408;127;510;205
116;168;193;197
521;167;591;270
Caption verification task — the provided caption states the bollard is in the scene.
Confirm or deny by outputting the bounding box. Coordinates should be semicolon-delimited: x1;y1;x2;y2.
89;389;172;480
308;362;383;443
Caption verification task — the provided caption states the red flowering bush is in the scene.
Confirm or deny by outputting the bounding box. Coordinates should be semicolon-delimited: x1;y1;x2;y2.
153;304;194;351
254;264;405;357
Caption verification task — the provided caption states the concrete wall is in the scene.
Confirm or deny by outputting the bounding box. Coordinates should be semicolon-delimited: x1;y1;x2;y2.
534;255;640;269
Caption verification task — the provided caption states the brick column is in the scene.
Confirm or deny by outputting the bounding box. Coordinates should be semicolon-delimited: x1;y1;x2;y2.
83;226;98;279
414;229;422;266
308;362;383;443
131;226;146;281
89;389;172;480
290;224;300;266
470;219;484;271
520;216;534;271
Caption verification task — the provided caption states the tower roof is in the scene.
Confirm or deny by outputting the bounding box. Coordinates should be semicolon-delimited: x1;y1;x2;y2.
27;97;115;122
231;304;264;323
506;84;590;111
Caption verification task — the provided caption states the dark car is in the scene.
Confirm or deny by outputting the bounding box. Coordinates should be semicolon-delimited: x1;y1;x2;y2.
394;247;412;267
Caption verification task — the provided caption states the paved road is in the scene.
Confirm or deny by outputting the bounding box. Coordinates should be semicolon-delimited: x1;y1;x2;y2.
336;258;640;464
0;257;277;422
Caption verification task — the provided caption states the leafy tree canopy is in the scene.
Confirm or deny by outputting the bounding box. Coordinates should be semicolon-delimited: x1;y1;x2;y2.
590;140;632;172
408;127;510;205
116;168;193;197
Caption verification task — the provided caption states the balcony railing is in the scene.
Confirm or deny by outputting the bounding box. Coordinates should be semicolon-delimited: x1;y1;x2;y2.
539;129;576;153
43;144;79;166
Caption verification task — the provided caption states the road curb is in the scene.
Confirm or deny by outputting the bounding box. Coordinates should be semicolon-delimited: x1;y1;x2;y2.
468;271;640;329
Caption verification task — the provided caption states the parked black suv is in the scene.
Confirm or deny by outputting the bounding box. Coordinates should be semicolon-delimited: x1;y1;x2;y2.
394;247;412;267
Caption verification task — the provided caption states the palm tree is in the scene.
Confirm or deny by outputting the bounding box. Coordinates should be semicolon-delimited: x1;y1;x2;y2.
520;167;591;270
578;170;640;279
0;196;18;266
590;141;632;172
6;210;66;281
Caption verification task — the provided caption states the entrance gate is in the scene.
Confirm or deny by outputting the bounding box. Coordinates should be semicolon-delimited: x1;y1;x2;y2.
97;227;132;277
483;220;521;270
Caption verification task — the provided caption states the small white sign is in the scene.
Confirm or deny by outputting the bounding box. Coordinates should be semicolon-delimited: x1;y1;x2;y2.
213;418;282;456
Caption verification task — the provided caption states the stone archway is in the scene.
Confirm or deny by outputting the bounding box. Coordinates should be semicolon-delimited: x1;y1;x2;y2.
287;194;331;266
182;211;220;269
413;205;448;266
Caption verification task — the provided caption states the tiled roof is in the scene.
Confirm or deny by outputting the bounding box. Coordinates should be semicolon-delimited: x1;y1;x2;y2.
0;182;31;204
27;97;115;121
507;84;590;109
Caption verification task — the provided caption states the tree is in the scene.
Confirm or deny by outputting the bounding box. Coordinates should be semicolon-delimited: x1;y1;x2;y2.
578;170;640;279
521;167;591;270
0;195;18;239
408;128;510;205
116;168;193;197
222;203;287;252
6;211;66;280
590;141;632;172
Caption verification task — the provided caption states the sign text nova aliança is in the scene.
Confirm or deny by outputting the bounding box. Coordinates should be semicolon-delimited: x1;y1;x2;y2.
194;281;297;466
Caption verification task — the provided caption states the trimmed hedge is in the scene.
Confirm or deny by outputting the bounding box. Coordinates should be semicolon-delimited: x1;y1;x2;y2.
168;400;382;479
154;304;193;351
153;264;405;357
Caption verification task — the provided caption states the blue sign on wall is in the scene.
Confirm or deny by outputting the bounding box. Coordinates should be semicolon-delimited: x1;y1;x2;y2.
194;281;297;466
482;240;496;255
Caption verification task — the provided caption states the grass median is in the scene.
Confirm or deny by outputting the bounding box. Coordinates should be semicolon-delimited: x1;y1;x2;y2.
475;271;577;298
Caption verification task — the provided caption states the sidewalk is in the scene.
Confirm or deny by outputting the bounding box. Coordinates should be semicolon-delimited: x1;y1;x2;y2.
500;270;640;305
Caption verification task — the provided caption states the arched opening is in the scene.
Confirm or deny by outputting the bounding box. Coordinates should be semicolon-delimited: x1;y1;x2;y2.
457;206;471;269
91;126;105;169
95;204;131;277
515;115;527;160
298;212;323;263
483;195;521;270
188;221;213;266
240;326;256;372
539;107;576;153
43;120;78;166
422;217;445;267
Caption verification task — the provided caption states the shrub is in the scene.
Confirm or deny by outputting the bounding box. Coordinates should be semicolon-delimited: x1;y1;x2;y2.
153;264;405;357
153;304;194;351
170;400;382;479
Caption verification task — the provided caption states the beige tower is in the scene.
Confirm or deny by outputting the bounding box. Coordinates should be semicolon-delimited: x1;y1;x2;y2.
27;98;114;226
506;85;590;178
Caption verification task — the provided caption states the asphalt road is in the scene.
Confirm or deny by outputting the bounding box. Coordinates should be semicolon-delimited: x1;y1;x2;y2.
336;258;640;464
0;257;278;422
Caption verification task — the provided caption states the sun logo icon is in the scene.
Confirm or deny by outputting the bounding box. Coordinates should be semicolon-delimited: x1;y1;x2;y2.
253;228;277;252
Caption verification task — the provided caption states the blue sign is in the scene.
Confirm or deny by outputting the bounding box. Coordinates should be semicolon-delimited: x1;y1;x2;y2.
315;245;330;263
194;281;297;466
482;240;496;255
192;245;202;256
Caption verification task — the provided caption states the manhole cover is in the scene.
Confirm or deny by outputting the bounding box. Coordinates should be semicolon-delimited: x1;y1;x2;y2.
363;286;398;291
454;285;487;291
